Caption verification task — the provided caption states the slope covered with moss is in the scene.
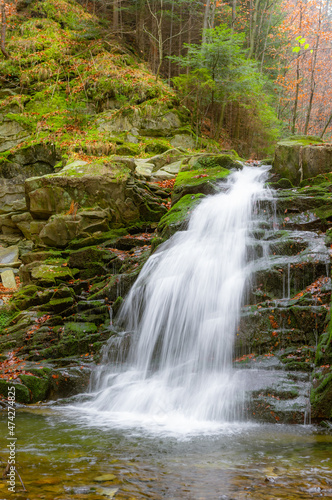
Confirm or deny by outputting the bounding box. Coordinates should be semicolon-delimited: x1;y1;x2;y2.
0;0;191;162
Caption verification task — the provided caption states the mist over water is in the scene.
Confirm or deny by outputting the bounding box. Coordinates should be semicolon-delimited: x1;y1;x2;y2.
82;166;274;433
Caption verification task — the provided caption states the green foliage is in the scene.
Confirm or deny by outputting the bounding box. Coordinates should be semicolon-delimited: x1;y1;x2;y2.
170;25;281;157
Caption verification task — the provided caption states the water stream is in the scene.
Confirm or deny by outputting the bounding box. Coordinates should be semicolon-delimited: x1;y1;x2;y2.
79;166;275;432
1;166;332;499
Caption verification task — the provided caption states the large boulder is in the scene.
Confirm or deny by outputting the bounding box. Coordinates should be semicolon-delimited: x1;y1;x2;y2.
0;113;30;153
0;143;58;216
97;102;187;137
24;159;166;243
171;153;240;204
272;136;332;185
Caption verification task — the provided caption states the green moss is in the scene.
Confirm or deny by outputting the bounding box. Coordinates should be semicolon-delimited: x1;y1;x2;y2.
19;374;49;402
158;193;205;237
63;322;98;337
326;229;332;245
144;139;171;154
68;228;127;249
311;369;332;420
0;308;17;332
115;143;141;156
30;263;80;283
300;172;332;187
175;166;230;188
0;380;30;404
278;135;324;146
47;296;75;312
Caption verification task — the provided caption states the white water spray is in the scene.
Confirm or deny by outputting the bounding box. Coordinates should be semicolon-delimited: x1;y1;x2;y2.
86;166;272;430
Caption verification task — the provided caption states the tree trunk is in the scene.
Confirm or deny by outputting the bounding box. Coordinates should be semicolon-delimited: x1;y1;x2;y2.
113;0;119;31
248;0;260;58
231;0;237;30
202;0;211;45
304;10;321;134
1;3;10;59
320;111;332;139
291;4;303;134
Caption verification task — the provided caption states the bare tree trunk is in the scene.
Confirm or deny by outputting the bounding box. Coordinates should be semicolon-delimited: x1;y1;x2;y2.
167;0;175;84
304;10;321;134
113;0;119;31
291;4;303;134
259;8;273;71
231;0;237;30
1;2;10;59
320;111;332;138
248;0;260;58
202;0;211;45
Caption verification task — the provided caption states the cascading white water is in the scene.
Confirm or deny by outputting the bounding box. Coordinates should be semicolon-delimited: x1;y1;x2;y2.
85;166;273;430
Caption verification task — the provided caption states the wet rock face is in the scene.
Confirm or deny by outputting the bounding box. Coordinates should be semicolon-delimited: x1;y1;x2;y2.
236;172;331;424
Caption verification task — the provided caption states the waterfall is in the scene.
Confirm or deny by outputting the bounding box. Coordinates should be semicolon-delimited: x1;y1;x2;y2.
85;166;273;430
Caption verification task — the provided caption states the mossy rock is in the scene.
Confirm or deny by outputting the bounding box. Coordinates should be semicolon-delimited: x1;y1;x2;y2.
144;139;171;154
158;193;205;238
68;246;119;277
0;379;30;404
19;374;49;402
272;136;332;185
172;154;237;204
115;143;140;156
29;262;80;285
63;322;98;337
68;228;128;249
326;229;332;245
311;368;332;421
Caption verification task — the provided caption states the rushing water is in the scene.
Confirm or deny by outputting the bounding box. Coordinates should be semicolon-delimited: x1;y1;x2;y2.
1;166;332;499
79;166;275;431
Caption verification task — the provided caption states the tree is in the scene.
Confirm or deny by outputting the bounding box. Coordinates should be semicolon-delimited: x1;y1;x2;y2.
170;25;280;154
0;0;15;59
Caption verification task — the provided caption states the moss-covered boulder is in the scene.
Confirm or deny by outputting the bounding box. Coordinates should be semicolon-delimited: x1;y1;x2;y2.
24;159;166;237
171;154;239;204
272;136;331;185
0;379;30;404
311;367;332;421
96;101;186;137
158;193;205;238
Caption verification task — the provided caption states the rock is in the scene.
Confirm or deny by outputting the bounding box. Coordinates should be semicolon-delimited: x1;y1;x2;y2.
160;159;183;175
172;160;231;204
94;474;117;482
0;117;30;153
135;160;154;179
0;245;19;264
149;148;187;171
25;158;165;229
0;143;58;214
97;102;184;137
39;215;82;247
95;487;119;498
26;262;80;285
170;133;195;149
158;193;205;238
311;367;332;421
151;170;175;181
0;379;30;404
272;136;331;185
0;261;21;269
1;269;18;289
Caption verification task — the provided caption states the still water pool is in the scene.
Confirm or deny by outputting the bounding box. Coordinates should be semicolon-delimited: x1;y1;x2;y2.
1;404;332;499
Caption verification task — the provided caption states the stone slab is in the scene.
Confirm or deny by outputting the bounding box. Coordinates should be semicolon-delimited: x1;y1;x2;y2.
1;269;17;289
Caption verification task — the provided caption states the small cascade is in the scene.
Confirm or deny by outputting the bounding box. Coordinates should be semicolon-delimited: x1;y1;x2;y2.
83;166;274;427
